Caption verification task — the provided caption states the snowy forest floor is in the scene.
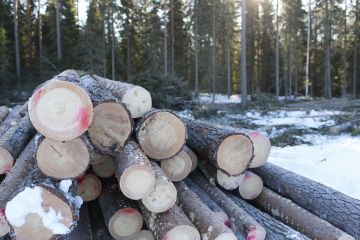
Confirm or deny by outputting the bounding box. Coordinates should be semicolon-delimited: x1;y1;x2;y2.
178;95;360;200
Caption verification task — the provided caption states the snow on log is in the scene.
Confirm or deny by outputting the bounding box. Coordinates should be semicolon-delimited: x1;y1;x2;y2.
136;109;186;160
138;201;200;240
98;178;143;239
87;200;113;240
0;114;34;174
189;170;266;240
0;107;9;124
114;140;155;200
182;118;254;175
28;78;93;141
252;162;360;238
5;168;81;240
183;178;230;228
93;75;152;118
175;181;237;240
92;155;115;178
36;137;90;179
238;171;263;200
129;230;154;240
197;158;244;190
142;162;177;213
60;204;92;240
226;193;311;240
76;174;102;202
160;148;192;181
0;104;26;136
252;187;355;240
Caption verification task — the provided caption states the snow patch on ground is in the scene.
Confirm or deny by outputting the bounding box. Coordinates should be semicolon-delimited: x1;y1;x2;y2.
196;93;242;104
5;186;70;234
269;134;360;200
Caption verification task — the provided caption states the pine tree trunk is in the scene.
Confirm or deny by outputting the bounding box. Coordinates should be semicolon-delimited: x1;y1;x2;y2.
175;181;237;240
305;0;311;97
226;193;311;240
275;0;280;98
110;0;115;80
194;0;198;96
342;0;348;97
56;0;62;62
13;0;20;78
126;26;132;82
38;0;43;77
212;0;216;103
353;0;359;98
189;170;266;240
164;1;168;76
241;0;247;106
252;162;360;238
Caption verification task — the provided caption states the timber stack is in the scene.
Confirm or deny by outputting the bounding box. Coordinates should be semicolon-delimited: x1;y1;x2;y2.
0;69;358;240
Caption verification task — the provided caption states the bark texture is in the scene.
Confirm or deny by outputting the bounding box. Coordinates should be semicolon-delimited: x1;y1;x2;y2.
0;107;9;124
87;200;113;240
175;181;236;240
0;104;27;136
253;163;360;238
189;170;265;240
61;205;93;240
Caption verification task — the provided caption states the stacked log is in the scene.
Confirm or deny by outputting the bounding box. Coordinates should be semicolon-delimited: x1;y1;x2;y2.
0;107;9;124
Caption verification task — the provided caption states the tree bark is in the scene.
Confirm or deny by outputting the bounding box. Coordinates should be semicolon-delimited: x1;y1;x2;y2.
275;0;279;98
194;0;198;96
226;193;311;240
138;201;200;240
87;200;113;240
252;187;355;240
0;105;26;136
38;0;43;77
0;107;9;124
182;118;253;175
342;0;348;97
252;162;360;238
175;181;237;240
353;0;359;98
0;114;35;174
212;0;216;103
114;140;155;200
13;0;20;78
56;0;62;62
98;178;143;239
93;75;152;118
305;0;311;97
241;0;247;106
136;109;186;160
189;170;266;240
142;162;177;213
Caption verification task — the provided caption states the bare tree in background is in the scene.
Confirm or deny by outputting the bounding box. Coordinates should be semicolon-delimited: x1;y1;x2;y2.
354;0;359;98
38;0;43;77
324;0;332;98
14;0;20;78
164;0;168;76
241;0;247;106
111;0;115;80
305;0;311;97
194;0;198;97
275;0;279;98
212;0;216;102
342;0;348;97
56;0;62;62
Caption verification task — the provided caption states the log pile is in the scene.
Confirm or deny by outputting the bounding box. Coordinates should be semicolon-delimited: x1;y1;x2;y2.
0;69;358;240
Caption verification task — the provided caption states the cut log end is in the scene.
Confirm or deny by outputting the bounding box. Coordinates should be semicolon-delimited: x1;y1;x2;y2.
164;225;200;240
239;172;263;200
122;86;152;118
130;230;155;240
92;156;115;178
217;134;253;175
215;232;238;240
142;179;177;213
137;111;186;160
0;209;9;237
213;212;231;227
161;150;192;182
88;102;133;153
247;131;271;168
183;146;198;172
77;174;102;202
120;165;156;200
37;138;89;179
217;170;245;190
28;80;93;141
5;186;75;240
247;225;267;240
109;208;143;239
0;148;13;174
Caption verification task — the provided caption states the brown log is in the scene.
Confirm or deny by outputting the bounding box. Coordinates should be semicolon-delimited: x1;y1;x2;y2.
114;140;155;200
87;200;114;240
138;201;200;240
92;155;115;178
226;193;311;240
5;167;80;240
0;107;9;124
183;146;198;172
77;174;102;202
189;170;266;240
129;230;154;240
142;162;177;213
28;78;93;141
252;162;360;238
93;75;152;118
197;158;244;190
60;204;92;240
252;187;355;240
238;171;263;200
183;178;231;228
182;118;254;175
0;114;34;174
36;137;90;179
98;178;143;239
136;109;186;160
90;151;112;165
175;181;237;240
160;148;192;182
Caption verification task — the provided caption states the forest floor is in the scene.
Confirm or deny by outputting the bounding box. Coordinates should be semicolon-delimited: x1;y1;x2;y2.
178;95;360;200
